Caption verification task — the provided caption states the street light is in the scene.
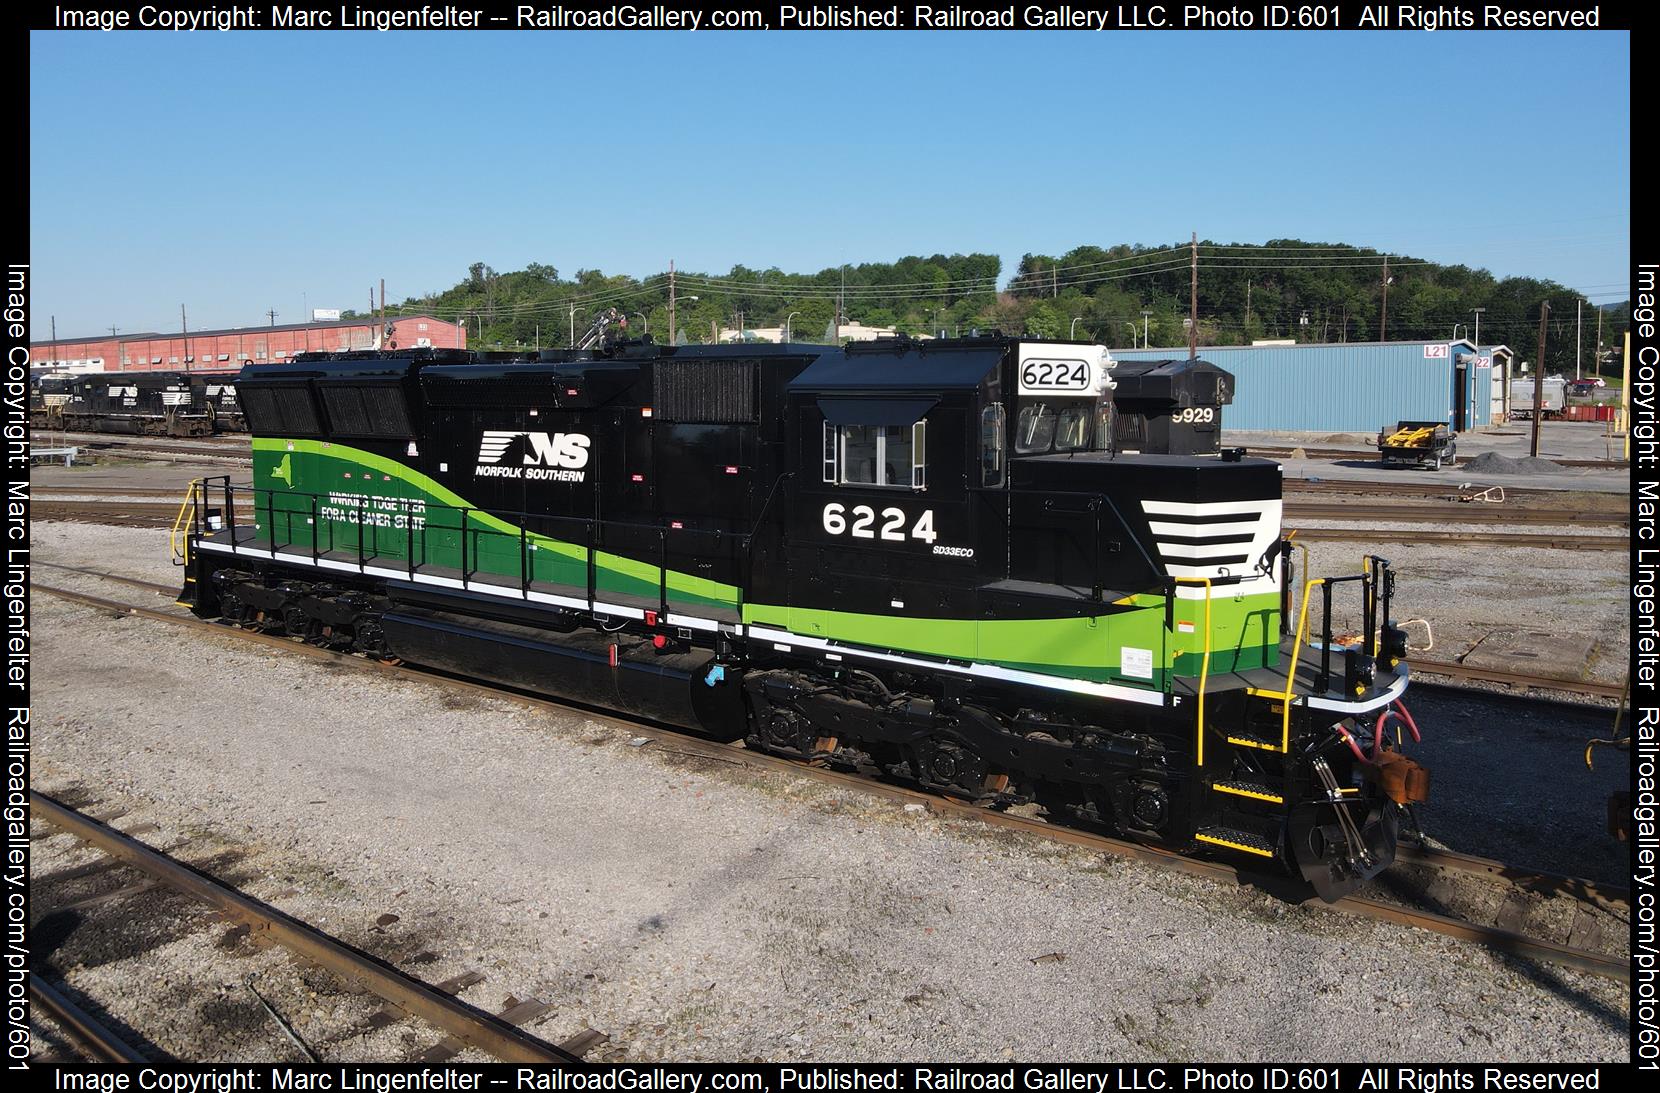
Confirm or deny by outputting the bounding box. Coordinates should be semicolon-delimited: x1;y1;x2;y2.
1471;307;1485;347
784;311;801;343
1141;310;1153;348
1124;322;1139;347
928;305;947;338
634;311;649;335
1070;316;1084;339
568;305;586;347
1453;323;1466;341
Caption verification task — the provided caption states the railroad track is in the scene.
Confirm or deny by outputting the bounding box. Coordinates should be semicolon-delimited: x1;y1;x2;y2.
31;568;1630;984
30;975;149;1064
1407;657;1627;701
31;792;595;1064
1252;444;1628;470
29;430;252;463
1289;527;1625;550
1285;502;1627;526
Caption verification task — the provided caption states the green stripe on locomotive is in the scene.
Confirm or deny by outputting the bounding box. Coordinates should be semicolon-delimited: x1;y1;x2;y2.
741;592;1279;688
250;438;1279;691
251;438;738;610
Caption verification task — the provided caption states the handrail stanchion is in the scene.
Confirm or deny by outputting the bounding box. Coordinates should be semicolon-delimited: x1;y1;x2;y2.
1278;578;1325;753
1318;581;1335;693
520;526;529;597
459;508;469;585
1173;577;1214;768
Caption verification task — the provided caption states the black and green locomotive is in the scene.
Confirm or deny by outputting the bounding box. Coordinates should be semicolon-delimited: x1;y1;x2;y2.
176;334;1426;899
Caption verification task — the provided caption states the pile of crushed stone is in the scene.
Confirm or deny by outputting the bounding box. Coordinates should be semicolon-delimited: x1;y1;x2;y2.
1461;451;1567;474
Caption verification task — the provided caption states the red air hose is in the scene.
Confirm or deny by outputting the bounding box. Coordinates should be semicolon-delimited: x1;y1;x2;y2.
1334;722;1370;764
1392;700;1422;743
1371;711;1398;761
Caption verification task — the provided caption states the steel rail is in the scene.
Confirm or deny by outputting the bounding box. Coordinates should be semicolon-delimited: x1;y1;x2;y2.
29;975;150;1065
1284;502;1626;527
30;792;581;1064
1253;444;1628;470
32;581;1629;984
1289;527;1625;550
1396;843;1629;913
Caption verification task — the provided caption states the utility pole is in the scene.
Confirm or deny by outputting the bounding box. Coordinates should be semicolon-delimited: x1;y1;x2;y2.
837;267;845;341
50;316;56;365
267;309;278;327
1188;232;1198;360
1051;264;1057;299
667;259;676;348
1594;306;1604;380
1532;301;1550;458
1141;309;1151;349
1575;297;1583;380
181;304;190;372
379;278;386;340
535;324;540;351
1245;278;1252;333
1379;255;1390;341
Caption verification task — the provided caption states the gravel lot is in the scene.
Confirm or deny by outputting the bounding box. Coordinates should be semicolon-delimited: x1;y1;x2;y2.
28;521;1630;1063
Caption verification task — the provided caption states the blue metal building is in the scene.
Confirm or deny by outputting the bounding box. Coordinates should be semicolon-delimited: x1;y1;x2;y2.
1112;339;1488;433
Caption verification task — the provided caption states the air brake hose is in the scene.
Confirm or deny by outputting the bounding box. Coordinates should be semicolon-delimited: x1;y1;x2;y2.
1371;711;1398;761
1392;700;1422;743
1334;722;1370;765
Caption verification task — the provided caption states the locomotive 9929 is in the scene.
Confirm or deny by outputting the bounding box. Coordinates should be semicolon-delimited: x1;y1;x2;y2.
176;335;1427;900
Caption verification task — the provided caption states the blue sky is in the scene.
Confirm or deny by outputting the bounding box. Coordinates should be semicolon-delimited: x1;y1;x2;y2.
30;29;1630;337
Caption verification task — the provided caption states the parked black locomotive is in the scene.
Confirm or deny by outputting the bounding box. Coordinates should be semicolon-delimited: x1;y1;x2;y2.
30;369;246;435
176;335;1426;900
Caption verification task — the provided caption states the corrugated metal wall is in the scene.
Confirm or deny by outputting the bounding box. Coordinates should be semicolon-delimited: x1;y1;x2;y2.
1112;342;1469;433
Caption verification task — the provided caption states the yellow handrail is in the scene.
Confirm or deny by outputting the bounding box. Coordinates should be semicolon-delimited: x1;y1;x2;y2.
1273;577;1325;752
169;478;202;565
1173;577;1213;767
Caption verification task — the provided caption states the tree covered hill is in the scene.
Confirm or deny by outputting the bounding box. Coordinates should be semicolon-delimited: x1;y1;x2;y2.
363;242;1627;376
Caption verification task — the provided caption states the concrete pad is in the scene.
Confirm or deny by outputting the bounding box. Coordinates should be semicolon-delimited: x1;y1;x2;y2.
1459;629;1598;679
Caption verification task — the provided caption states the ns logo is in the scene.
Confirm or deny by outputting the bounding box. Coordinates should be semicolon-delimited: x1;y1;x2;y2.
477;431;592;468
474;431;592;482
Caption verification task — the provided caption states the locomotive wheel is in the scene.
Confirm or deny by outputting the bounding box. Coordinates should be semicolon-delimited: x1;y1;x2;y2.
283;605;318;640
912;735;988;799
748;705;819;758
352;617;390;659
218;592;248;626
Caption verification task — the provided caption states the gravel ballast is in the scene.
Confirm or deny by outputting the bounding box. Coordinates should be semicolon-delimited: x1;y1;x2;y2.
29;522;1629;1062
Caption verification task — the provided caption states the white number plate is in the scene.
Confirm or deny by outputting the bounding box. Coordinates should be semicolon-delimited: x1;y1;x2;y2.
1017;342;1105;396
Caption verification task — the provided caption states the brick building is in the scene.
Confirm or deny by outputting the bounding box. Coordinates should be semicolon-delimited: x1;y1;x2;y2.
31;314;465;372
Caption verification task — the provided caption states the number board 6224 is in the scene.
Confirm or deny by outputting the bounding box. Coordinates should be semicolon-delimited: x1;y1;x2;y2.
1018;357;1093;395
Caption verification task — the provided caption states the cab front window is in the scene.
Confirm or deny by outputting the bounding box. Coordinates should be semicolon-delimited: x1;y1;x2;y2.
1016;402;1095;454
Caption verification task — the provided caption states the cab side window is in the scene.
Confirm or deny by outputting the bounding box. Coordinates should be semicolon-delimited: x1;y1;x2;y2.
823;420;927;489
981;403;1006;487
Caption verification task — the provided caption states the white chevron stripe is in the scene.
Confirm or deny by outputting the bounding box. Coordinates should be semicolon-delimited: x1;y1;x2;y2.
1142;498;1278;517
1157;541;1259;560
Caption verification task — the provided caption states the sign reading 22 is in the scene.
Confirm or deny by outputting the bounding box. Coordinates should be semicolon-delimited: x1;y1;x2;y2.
822;502;937;544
